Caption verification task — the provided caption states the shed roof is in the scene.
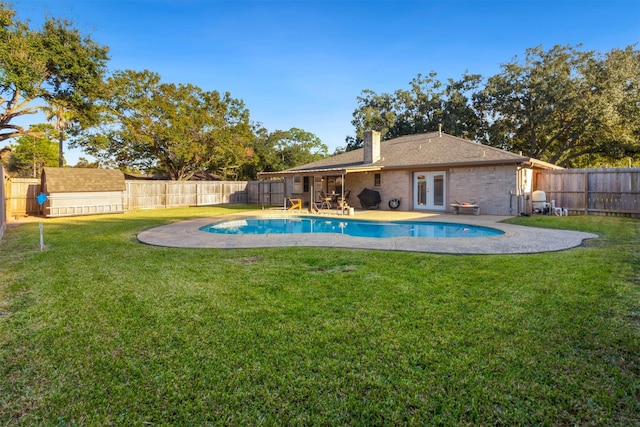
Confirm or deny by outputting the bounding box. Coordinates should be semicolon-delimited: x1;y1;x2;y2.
260;132;561;177
42;168;126;193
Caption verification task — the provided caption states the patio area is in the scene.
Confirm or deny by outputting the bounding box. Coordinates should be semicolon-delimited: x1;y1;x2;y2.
137;209;598;254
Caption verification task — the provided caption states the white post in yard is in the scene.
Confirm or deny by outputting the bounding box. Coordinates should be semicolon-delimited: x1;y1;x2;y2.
39;222;44;251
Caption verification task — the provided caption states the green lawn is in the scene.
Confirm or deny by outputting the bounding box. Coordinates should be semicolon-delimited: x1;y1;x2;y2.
1;206;638;425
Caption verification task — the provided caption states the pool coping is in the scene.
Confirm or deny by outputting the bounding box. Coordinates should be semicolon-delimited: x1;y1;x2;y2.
137;210;598;255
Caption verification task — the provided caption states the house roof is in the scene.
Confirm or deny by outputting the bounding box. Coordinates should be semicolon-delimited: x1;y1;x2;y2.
260;132;561;177
42;167;126;193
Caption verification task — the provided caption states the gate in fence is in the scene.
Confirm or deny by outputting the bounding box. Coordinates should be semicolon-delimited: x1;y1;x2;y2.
248;180;285;207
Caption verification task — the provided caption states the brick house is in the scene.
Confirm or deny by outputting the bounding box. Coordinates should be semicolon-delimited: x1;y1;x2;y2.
259;130;560;215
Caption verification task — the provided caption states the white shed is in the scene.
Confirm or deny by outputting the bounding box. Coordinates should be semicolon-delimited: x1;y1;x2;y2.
41;168;126;217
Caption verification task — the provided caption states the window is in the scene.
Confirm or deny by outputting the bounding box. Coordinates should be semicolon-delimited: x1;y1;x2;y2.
292;176;311;193
374;173;381;187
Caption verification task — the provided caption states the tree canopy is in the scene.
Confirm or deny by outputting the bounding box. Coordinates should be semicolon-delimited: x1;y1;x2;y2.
350;44;640;167
0;3;328;179
5;123;60;177
0;2;109;142
3;1;637;175
73;70;254;181
239;126;328;179
479;45;640;167
350;72;483;147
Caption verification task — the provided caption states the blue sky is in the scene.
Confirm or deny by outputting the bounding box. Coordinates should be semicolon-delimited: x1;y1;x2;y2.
11;0;640;163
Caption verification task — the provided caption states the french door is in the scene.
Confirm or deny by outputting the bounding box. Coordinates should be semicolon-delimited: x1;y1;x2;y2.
414;171;446;210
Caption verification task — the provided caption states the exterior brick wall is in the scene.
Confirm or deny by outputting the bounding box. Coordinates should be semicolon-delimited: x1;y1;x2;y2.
283;164;520;215
345;166;518;215
343;170;410;211
448;165;518;215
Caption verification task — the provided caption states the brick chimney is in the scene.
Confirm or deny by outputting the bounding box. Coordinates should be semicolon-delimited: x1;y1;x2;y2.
363;130;381;164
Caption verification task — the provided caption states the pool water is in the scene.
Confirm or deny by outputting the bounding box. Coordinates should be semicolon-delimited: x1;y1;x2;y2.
199;216;504;238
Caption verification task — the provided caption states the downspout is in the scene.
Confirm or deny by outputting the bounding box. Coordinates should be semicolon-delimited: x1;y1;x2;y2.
517;164;529;215
516;166;524;215
509;190;513;216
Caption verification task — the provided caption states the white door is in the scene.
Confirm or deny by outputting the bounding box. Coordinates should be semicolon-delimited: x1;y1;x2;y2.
414;171;446;210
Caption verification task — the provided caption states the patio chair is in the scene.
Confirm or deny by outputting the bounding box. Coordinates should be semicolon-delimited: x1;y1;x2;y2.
337;190;351;207
336;191;351;213
320;192;333;209
287;198;302;211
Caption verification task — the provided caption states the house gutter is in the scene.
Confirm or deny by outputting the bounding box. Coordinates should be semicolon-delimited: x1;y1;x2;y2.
379;159;531;170
258;166;383;178
523;158;564;170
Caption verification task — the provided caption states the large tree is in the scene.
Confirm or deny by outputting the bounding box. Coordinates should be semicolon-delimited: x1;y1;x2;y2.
347;45;640;166
441;73;484;141
0;3;109;143
42;103;73;167
275;127;328;168
349;72;483;149
74;70;253;180
239;125;328;179
477;44;640;166
7;123;59;177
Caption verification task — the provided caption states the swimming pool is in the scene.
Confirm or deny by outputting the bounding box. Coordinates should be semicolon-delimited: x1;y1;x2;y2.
199;216;504;238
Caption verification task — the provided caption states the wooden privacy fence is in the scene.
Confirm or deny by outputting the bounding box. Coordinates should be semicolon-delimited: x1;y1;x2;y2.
126;181;249;209
535;168;640;217
126;180;284;209
5;177;42;219
0;166;6;239
247;180;285;207
3;178;286;219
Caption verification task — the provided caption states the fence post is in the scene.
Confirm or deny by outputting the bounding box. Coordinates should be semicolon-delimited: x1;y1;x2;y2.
0;166;6;240
584;171;589;215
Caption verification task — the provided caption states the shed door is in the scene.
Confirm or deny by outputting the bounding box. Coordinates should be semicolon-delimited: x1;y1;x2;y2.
414;172;446;210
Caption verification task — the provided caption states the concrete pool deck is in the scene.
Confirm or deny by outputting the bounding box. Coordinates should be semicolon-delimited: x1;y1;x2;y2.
137;209;598;255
